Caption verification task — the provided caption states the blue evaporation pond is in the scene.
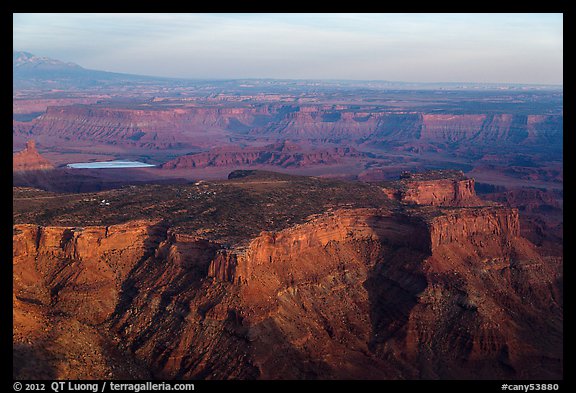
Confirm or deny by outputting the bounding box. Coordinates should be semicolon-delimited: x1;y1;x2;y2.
66;160;156;169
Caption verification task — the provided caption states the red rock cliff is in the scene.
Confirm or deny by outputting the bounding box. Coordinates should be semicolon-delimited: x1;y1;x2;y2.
13;205;561;379
13;220;165;324
14;103;562;151
400;178;480;206
428;207;520;251
384;171;484;207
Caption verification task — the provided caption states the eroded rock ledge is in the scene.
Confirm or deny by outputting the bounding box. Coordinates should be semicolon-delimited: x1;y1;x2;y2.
13;172;561;380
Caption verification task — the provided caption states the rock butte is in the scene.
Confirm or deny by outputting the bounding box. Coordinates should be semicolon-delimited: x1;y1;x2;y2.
382;170;483;207
13;171;562;379
13;139;54;172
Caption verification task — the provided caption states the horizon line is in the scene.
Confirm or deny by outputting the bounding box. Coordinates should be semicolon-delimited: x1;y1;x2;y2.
14;50;563;88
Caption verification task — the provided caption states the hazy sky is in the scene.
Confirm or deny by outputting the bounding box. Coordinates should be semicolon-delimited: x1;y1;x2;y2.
13;13;563;84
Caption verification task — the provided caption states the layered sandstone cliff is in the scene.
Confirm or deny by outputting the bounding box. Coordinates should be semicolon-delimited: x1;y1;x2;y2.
15;104;276;149
400;178;479;206
13;140;54;172
13;199;561;379
14;103;562;151
428;207;519;250
13;220;165;324
383;170;484;207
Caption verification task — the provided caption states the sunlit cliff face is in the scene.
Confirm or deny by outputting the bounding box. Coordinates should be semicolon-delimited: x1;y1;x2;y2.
13;172;562;379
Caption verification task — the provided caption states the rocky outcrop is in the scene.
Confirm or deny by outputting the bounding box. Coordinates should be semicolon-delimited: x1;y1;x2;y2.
206;209;429;286
13;197;561;380
13;220;166;324
428;207;519;251
207;251;238;282
13;220;163;379
400;178;479;206
13;140;54;172
479;187;563;257
384;170;484;207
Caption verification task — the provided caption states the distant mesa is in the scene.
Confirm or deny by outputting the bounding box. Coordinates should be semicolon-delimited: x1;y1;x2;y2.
13;140;54;172
161;141;360;170
16;100;563;154
383;170;483;207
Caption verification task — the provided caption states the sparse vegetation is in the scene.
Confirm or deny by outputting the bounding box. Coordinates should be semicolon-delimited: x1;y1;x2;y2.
14;171;394;246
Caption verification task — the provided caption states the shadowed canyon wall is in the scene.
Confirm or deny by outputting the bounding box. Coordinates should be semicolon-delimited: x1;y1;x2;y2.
13;201;562;379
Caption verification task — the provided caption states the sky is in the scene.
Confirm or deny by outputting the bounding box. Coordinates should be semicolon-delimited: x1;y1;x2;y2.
13;13;563;85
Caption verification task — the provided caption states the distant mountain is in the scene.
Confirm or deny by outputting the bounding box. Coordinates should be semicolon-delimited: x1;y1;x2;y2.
14;51;84;72
13;51;164;90
14;51;562;92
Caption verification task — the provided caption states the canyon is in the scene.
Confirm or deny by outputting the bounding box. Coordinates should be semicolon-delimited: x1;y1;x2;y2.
14;103;562;156
13;171;562;379
13;53;563;380
13;88;562;200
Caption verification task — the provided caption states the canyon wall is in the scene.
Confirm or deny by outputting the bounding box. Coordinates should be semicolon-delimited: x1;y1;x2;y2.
16;104;276;149
14;104;563;151
383;171;483;207
13;200;561;379
13;220;165;324
399;178;480;206
429;207;519;250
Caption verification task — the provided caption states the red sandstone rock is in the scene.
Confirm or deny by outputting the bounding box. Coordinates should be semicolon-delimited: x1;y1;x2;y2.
13;203;562;379
13;104;562;151
400;178;480;206
13;140;54;172
383;171;484;207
